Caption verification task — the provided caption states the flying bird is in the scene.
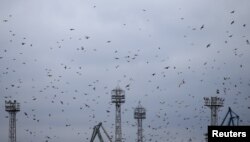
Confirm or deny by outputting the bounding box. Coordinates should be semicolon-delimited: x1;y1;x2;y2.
206;43;211;48
246;40;249;45
200;24;204;30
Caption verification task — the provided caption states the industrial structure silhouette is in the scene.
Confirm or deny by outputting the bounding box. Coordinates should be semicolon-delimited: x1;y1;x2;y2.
4;89;242;142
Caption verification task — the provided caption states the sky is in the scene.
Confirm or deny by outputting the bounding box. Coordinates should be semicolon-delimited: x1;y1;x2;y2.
0;0;250;142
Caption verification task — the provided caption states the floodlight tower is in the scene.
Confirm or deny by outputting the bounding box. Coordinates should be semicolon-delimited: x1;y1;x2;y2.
134;102;146;142
5;100;20;142
204;96;224;126
111;86;125;142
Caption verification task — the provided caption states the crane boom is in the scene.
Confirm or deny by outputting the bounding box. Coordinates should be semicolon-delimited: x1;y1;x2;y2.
90;122;112;142
101;125;112;142
220;107;239;126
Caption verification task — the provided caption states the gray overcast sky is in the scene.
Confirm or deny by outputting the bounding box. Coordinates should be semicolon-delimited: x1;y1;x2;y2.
0;0;250;142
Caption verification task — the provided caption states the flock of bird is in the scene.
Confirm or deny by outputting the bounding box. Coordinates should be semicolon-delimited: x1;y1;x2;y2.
1;2;250;142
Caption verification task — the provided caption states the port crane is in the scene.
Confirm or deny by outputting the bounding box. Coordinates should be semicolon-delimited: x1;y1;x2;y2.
90;122;112;142
220;107;239;126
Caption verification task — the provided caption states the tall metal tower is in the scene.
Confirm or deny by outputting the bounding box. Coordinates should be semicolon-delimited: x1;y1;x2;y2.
5;100;20;142
204;96;224;126
111;86;125;142
134;102;146;142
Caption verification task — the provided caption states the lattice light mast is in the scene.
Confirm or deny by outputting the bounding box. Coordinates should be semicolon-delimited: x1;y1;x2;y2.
111;86;125;142
204;96;224;126
5;100;20;142
134;102;146;142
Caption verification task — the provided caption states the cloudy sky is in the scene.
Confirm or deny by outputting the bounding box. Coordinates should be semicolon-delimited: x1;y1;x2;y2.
0;0;250;142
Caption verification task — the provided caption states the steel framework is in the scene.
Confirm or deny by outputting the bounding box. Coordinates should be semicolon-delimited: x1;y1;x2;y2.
5;100;20;142
204;96;224;142
134;102;146;142
204;96;224;126
220;107;239;126
90;122;112;142
111;86;125;142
